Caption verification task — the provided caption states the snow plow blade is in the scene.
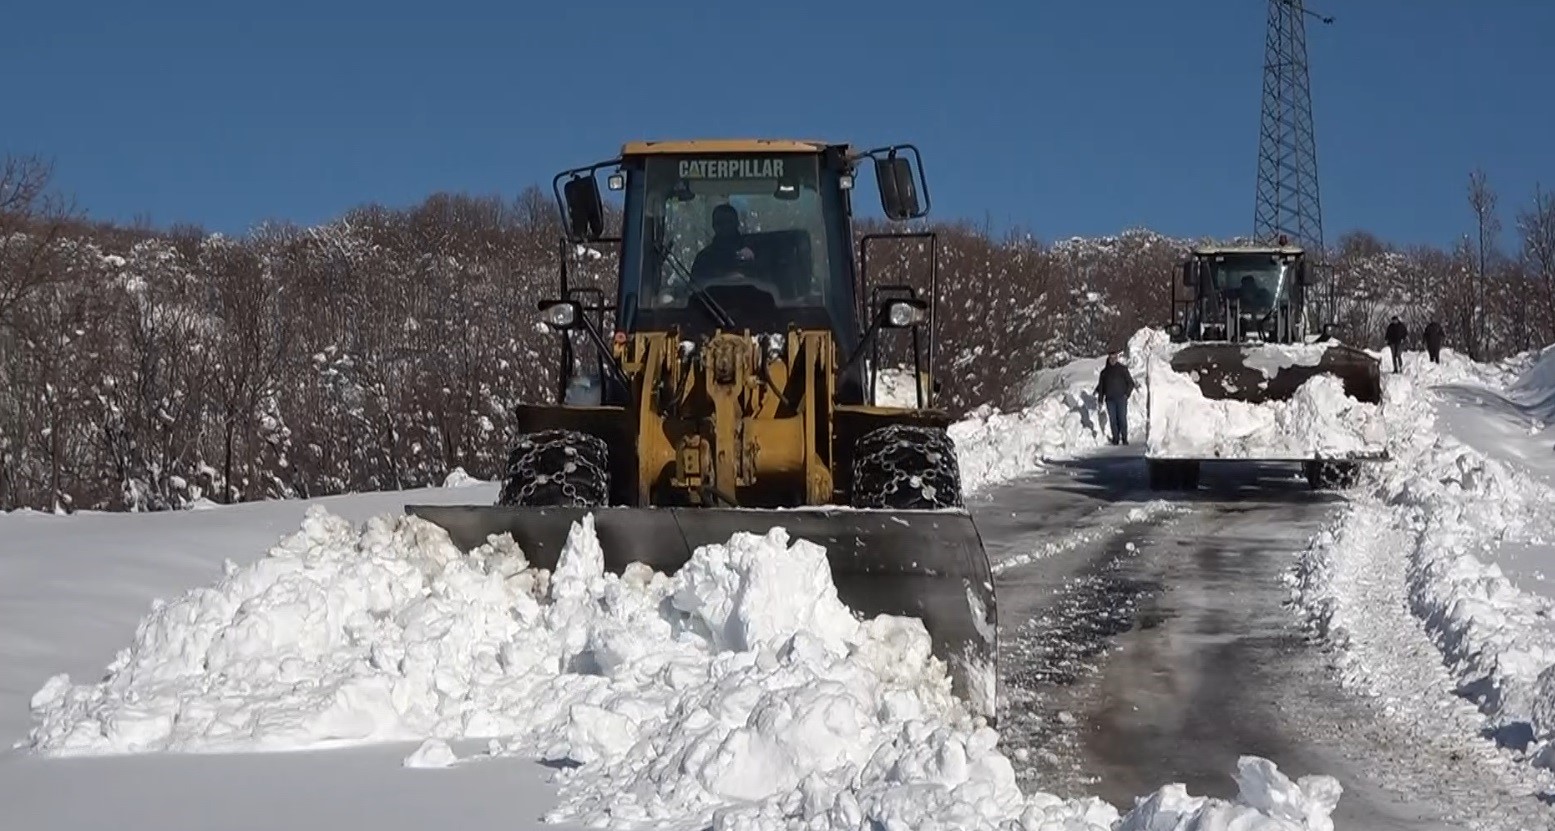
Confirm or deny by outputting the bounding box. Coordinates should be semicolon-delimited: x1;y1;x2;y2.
1167;342;1383;406
403;504;999;720
1144;341;1389;481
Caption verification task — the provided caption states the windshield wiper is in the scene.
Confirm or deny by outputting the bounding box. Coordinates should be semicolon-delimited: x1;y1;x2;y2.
651;223;737;331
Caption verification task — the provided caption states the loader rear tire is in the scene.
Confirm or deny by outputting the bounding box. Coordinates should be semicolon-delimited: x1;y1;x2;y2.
851;424;963;509
497;429;610;508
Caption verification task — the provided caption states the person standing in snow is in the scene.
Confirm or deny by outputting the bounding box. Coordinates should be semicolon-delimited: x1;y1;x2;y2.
1095;352;1136;445
1424;320;1444;364
1385;316;1408;373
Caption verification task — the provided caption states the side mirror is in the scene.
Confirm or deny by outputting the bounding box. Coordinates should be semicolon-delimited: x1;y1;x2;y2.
562;176;604;241
876;156;922;220
538;299;583;331
1181;261;1195;288
1295;260;1309;286
880;297;929;328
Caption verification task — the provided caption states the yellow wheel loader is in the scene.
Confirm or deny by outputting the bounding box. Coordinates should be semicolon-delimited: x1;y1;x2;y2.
1145;241;1387;491
406;139;998;719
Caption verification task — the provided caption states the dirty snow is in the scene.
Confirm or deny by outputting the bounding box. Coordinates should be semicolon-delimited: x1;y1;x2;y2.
1291;344;1555;784
19;504;1341;830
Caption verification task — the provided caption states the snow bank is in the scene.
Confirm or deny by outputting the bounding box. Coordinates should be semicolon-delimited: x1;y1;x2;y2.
1144;353;1387;460
951;328;1170;492
1509;343;1555;423
22;508;1339;830
1291;349;1555;775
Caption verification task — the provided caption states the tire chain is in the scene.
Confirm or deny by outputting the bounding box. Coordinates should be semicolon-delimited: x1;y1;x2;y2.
851;424;964;509
497;429;610;507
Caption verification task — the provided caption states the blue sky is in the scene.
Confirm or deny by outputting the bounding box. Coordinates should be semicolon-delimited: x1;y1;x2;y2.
4;0;1550;248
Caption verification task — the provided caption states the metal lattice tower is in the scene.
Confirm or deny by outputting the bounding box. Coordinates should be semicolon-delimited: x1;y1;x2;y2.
1253;0;1332;253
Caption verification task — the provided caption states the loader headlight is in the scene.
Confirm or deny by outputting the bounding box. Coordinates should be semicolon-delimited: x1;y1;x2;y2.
882;298;928;328
538;299;581;330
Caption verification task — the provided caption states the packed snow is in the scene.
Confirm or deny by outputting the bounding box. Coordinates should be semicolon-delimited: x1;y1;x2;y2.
1291;345;1555;782
16;502;1342;830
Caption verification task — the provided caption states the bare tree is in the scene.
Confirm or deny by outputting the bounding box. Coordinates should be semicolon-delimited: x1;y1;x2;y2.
1517;184;1555;347
1467;168;1501;359
0;155;80;331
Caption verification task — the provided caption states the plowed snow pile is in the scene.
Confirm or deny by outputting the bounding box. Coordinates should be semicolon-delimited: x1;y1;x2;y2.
1144;351;1387;460
952;328;1171;490
1292;346;1555;779
23;507;1340;830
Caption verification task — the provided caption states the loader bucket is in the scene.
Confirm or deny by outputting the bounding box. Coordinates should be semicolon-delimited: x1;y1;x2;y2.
1168;342;1383;405
404;504;999;721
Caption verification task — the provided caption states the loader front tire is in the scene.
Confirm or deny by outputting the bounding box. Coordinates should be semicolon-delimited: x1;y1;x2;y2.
497;429;610;508
851;424;964;509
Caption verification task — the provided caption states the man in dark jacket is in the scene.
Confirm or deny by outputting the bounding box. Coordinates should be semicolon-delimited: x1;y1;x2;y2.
1424;320;1444;364
1385;316;1408;373
1095;352;1136;445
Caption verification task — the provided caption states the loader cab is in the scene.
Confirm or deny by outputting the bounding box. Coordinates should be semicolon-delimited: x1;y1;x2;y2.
1176;244;1309;344
548;139;937;407
615;145;861;345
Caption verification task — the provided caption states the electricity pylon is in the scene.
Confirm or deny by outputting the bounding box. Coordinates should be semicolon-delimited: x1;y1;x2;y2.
1253;0;1332;255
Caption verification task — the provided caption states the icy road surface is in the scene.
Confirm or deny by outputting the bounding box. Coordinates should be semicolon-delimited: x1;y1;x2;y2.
981;449;1555;831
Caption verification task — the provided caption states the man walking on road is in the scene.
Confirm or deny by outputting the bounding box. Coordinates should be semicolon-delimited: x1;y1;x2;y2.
1095;352;1136;445
1424;320;1444;364
1385;316;1408;373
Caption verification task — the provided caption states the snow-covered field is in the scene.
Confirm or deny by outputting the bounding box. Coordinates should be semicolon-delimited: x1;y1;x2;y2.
1;352;1347;831
1292;345;1555;783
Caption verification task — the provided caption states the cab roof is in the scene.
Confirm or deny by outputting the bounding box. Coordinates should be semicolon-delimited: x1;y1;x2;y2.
1191;243;1306;256
619;138;848;156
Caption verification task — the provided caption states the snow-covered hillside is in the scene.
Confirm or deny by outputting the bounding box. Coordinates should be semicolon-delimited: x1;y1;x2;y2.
1;372;1346;831
1292;345;1555;781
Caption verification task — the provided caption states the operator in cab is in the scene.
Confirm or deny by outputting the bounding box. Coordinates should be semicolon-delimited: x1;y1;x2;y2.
691;204;757;280
1238;274;1273;310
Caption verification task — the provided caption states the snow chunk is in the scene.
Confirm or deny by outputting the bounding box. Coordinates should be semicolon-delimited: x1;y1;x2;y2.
440;467;485;487
403;737;458;768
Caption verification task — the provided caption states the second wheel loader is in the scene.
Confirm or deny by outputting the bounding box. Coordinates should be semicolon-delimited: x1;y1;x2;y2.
406;139;998;719
1145;241;1387;490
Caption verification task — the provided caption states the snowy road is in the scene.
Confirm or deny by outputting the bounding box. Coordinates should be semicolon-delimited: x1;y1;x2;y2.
983;450;1555;830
